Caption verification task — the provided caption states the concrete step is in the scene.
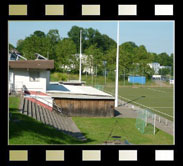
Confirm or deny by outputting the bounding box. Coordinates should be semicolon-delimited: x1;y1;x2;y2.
35;104;41;122
57;114;69;132
51;111;64;131
32;102;36;119
21;98;86;141
46;109;58;129
19;96;24;113
42;107;50;125
23;98;28;115
28;100;32;117
38;105;46;124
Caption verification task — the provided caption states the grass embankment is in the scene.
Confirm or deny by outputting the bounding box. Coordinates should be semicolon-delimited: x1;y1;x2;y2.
72;117;173;145
9;96;173;145
9;96;83;145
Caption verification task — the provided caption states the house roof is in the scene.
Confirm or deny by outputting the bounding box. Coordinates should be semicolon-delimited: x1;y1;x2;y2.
9;60;54;69
47;93;115;100
46;83;115;100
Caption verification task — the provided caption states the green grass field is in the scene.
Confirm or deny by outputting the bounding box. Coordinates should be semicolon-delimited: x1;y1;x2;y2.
72;117;173;145
104;86;173;120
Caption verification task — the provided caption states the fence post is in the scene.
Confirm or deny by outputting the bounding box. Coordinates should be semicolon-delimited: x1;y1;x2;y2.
159;116;161;123
166;119;168;126
154;114;156;135
145;110;147;127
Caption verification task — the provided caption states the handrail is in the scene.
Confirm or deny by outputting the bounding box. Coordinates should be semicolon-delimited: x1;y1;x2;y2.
23;90;65;116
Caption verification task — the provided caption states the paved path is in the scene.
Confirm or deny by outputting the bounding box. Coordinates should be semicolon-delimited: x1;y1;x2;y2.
19;97;86;141
115;99;174;136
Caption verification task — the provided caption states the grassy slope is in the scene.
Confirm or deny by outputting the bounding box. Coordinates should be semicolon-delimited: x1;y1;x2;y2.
9;96;173;145
72;117;173;145
9;96;83;145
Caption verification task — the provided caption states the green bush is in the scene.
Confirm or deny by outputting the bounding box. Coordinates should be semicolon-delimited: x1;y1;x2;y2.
51;72;68;81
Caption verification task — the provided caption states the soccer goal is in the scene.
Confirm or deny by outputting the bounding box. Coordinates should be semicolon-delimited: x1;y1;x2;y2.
94;85;104;91
136;109;157;135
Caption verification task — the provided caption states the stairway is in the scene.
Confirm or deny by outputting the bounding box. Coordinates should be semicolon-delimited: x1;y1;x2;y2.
19;97;86;141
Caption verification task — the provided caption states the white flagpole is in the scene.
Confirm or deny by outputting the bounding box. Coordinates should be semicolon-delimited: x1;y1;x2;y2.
115;21;120;107
79;30;82;82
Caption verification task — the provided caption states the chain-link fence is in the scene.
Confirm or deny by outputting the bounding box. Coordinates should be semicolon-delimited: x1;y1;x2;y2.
136;109;157;135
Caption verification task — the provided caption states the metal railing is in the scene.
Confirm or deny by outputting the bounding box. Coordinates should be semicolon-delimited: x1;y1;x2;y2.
23;89;66;116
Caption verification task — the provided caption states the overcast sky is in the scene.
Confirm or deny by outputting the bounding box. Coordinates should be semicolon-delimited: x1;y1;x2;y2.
9;21;174;55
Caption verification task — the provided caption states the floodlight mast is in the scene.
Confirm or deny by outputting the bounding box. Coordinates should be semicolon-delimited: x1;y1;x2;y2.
115;21;120;107
79;30;82;82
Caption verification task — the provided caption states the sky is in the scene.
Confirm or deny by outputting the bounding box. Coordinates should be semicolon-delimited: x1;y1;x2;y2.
9;21;174;55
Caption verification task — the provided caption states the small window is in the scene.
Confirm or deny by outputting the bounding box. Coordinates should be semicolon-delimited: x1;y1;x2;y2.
29;71;40;82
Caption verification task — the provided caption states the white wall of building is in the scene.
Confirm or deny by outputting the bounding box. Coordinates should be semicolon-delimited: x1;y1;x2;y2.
59;54;94;74
148;63;160;74
169;79;174;84
9;69;50;92
148;63;171;74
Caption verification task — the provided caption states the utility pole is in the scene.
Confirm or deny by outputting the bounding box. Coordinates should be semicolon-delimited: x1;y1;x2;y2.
95;66;97;85
103;61;107;85
79;30;82;82
124;68;125;86
115;21;120;107
105;68;106;85
47;51;49;59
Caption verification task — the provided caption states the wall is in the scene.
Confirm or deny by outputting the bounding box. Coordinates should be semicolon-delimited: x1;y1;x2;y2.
9;69;50;92
128;76;146;84
54;98;115;117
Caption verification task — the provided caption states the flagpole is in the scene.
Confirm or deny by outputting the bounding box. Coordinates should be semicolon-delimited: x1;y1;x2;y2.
115;21;120;107
79;30;82;82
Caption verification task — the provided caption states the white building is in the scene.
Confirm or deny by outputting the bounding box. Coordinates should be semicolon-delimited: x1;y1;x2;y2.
169;79;174;85
159;66;172;70
148;62;171;74
60;54;94;74
148;62;161;74
80;54;94;74
152;75;161;80
9;60;54;93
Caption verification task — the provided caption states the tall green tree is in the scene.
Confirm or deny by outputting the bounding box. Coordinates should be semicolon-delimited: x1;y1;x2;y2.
55;38;77;72
33;31;46;38
68;26;87;53
9;43;15;51
84;44;103;74
68;26;116;54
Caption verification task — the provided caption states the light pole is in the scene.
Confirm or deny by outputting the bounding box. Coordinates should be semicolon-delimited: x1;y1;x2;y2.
124;68;125;86
115;21;120;107
103;61;107;85
95;66;97;85
79;30;82;82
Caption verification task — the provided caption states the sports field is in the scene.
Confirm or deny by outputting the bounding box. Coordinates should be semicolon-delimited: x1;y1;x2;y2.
104;86;174;120
50;73;174;120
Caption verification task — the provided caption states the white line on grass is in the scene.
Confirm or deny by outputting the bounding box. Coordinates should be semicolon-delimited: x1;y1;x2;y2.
104;90;173;118
147;88;172;93
151;107;173;108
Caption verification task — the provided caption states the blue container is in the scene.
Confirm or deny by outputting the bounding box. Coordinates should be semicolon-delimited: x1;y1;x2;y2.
128;76;146;84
